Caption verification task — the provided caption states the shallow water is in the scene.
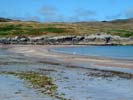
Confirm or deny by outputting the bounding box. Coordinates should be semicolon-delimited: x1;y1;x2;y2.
52;46;133;60
0;47;133;100
0;75;56;100
51;67;133;100
0;48;59;100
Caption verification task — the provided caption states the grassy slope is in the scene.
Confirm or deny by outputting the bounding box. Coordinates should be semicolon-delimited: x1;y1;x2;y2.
0;18;133;37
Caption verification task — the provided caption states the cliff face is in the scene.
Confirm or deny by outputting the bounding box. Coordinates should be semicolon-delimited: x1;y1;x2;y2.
0;34;133;45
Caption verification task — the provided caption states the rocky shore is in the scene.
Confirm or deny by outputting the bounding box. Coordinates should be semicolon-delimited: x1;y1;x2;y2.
0;34;133;45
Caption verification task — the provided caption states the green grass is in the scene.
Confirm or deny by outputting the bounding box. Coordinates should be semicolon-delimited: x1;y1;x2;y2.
0;71;68;100
0;72;57;93
107;30;133;37
0;20;133;37
0;23;69;37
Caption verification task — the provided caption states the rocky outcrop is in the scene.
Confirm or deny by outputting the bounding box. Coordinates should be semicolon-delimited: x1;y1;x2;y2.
0;34;133;45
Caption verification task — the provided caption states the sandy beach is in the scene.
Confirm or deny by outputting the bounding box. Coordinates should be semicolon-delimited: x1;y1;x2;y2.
0;45;133;100
6;45;133;72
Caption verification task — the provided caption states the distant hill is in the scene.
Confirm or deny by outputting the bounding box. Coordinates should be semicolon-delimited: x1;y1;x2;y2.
109;18;133;23
0;17;21;22
0;17;12;22
0;17;133;37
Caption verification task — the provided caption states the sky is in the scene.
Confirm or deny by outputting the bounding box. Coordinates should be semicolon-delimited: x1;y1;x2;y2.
0;0;133;22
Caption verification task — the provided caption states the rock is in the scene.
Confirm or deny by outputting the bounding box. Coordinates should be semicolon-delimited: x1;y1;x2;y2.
84;34;112;42
14;36;30;42
0;34;133;45
129;36;133;40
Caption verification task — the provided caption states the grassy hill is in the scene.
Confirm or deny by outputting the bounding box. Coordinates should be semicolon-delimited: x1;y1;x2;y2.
0;18;133;37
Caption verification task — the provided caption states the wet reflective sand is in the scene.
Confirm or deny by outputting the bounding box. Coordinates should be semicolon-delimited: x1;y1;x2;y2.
0;45;133;100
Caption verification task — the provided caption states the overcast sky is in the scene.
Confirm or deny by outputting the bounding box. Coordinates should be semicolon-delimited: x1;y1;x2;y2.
0;0;133;22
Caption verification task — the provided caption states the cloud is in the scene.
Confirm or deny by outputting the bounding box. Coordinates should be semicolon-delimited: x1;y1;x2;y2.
39;5;65;22
106;8;133;20
39;5;58;16
67;8;96;22
42;15;65;22
9;15;41;22
105;13;122;20
26;16;41;21
38;6;97;22
67;15;80;22
75;8;96;17
125;8;133;18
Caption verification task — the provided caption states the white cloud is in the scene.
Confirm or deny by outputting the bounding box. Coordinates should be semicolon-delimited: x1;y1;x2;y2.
38;6;97;22
106;13;122;20
39;6;58;16
125;8;133;18
75;8;96;17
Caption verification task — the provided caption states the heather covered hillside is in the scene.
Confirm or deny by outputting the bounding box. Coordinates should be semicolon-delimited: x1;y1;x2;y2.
0;18;133;37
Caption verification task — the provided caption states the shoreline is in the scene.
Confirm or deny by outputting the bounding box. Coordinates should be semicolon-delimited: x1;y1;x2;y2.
1;44;132;74
0;44;133;100
0;34;133;45
48;45;133;61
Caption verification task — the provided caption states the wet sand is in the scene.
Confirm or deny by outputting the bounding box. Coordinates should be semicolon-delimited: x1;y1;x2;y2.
0;45;133;100
6;45;133;73
0;75;56;100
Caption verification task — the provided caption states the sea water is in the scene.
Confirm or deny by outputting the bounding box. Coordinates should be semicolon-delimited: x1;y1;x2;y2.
52;46;133;60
